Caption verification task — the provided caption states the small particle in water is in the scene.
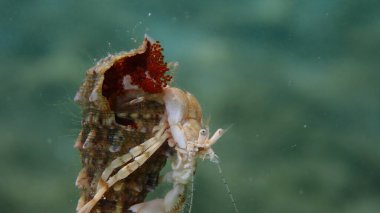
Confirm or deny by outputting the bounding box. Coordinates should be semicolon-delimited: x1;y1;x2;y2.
303;124;307;128
109;144;121;153
148;12;151;17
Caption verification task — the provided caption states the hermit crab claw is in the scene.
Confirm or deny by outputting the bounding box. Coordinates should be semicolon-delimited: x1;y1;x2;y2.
163;87;188;150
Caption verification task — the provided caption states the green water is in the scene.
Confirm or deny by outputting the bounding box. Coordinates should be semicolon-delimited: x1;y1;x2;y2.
1;1;380;212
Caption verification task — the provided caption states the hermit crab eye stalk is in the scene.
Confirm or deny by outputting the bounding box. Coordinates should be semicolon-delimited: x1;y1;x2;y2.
197;128;209;146
209;128;225;146
200;129;208;136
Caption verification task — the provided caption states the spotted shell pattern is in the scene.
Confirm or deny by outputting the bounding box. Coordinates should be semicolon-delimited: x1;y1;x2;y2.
74;37;173;213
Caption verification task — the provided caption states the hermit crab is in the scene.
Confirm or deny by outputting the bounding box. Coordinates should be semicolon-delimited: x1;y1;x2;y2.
74;35;225;213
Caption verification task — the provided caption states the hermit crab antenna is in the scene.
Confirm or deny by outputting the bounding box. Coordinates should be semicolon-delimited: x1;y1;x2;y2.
215;161;240;213
189;174;195;213
224;123;234;133
203;115;211;130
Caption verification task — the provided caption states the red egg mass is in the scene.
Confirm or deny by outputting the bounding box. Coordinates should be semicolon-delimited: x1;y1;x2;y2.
102;37;172;101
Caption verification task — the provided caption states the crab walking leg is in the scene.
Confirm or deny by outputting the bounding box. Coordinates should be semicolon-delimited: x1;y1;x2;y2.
129;157;194;213
76;195;85;211
107;135;167;187
100;125;168;183
129;184;187;213
78;131;169;213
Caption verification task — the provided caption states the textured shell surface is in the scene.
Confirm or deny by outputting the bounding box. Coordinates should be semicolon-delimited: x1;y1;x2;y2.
74;36;173;213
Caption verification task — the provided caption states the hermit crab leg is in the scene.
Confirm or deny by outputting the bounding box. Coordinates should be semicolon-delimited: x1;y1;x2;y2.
107;133;168;186
99;125;167;184
78;130;169;213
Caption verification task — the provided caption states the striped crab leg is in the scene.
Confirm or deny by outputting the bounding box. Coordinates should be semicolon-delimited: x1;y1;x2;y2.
78;127;169;213
98;121;168;186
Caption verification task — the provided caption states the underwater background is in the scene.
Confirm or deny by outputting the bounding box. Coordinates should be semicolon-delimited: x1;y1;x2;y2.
1;0;380;212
